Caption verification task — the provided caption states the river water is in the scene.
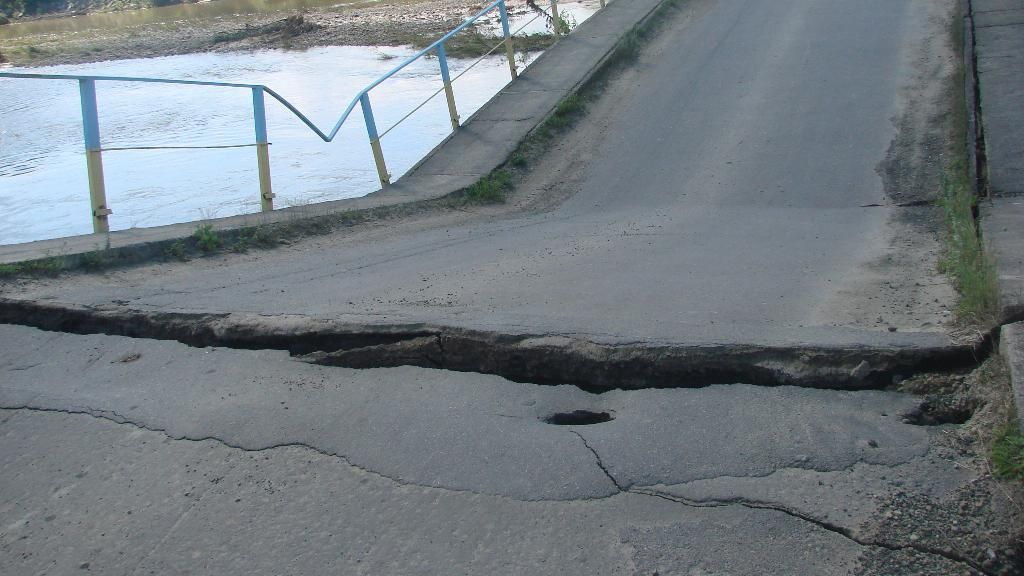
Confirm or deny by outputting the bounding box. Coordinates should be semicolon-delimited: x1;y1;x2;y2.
0;2;596;245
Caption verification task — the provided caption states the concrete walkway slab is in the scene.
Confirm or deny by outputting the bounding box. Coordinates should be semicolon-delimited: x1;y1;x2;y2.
974;3;1024;197
981;198;1024;320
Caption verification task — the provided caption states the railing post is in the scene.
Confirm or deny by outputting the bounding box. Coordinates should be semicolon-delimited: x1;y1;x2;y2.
360;93;390;188
251;86;275;212
78;79;111;234
550;0;562;36
498;0;518;80
436;43;460;132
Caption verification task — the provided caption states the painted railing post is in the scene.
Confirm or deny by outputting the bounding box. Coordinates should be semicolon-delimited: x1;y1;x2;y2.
498;0;518;80
78;79;111;234
550;0;562;36
360;93;390;188
251;86;275;212
436;43;460;132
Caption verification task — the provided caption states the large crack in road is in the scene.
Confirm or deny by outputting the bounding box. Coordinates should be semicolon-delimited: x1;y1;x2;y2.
0;297;991;392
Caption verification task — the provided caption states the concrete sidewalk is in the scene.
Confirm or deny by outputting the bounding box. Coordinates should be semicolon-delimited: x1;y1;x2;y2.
975;0;1024;321
971;1;1024;430
0;0;662;265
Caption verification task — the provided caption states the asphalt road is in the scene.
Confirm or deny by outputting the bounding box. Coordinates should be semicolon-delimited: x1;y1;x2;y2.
0;325;992;575
7;0;955;348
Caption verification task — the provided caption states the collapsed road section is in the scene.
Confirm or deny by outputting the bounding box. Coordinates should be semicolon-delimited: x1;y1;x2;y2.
0;322;1021;575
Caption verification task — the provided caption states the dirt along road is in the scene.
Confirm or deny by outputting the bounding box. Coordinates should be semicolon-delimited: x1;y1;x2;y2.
1;0;1022;574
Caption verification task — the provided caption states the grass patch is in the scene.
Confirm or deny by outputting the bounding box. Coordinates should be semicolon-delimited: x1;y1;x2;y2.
937;9;999;326
78;250;111;271
462;169;512;204
164;240;189;262
938;165;999;323
0;255;65;278
992;423;1024;480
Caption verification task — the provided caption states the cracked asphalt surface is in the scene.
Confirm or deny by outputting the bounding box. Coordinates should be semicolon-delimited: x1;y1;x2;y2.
3;0;1021;574
0;325;999;574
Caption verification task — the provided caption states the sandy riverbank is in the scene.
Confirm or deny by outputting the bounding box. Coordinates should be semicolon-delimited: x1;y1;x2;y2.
0;0;551;67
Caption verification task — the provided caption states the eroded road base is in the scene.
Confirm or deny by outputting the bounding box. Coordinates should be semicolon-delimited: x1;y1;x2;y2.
1;320;1022;575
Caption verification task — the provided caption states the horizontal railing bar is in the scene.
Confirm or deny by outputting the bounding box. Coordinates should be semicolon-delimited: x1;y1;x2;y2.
0;71;260;89
101;143;262;151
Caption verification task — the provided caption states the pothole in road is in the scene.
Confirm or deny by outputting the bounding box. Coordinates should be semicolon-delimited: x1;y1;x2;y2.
543;410;614;426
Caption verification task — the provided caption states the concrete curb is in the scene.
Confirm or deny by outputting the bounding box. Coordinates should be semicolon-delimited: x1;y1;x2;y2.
999;322;1024;431
0;0;666;267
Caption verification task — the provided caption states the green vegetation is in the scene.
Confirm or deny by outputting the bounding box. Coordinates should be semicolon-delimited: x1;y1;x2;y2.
555;12;577;36
462;169;512;204
164;240;188;261
548;94;586;129
0;255;64;278
193;223;222;253
937;7;999;326
992;423;1024;480
78;249;110;270
937;166;999;323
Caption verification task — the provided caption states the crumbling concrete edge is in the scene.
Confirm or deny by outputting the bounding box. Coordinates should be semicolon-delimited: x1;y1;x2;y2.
999;322;1024;431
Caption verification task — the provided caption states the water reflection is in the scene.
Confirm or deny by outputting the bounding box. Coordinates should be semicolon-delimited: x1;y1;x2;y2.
0;1;599;245
0;46;541;244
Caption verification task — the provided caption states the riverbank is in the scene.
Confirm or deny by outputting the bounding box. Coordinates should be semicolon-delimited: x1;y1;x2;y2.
0;0;555;67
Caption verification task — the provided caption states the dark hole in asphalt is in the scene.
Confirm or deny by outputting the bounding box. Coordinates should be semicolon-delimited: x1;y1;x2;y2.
544;410;614;426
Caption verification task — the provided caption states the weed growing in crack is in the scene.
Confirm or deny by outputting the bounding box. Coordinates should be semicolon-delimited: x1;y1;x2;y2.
937;166;999;324
165;240;189;262
78;250;110;271
0;255;66;278
462;169;513;204
548;94;587;130
934;8;998;327
194;224;223;254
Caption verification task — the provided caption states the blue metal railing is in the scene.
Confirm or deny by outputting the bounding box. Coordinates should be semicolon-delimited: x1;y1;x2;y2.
0;0;575;234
